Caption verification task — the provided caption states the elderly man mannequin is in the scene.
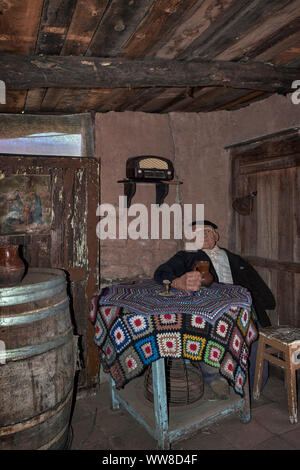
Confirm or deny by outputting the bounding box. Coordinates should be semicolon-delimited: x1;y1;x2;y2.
154;220;275;398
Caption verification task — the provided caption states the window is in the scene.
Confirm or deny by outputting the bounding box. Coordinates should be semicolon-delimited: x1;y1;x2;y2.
0;113;93;156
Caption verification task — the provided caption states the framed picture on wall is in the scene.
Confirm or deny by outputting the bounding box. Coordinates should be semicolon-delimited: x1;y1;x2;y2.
0;174;51;235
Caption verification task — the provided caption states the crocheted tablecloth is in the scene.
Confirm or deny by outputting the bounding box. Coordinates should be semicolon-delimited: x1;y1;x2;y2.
96;279;253;325
89;280;258;397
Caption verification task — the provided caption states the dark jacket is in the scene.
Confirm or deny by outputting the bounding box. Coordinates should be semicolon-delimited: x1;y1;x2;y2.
154;248;275;327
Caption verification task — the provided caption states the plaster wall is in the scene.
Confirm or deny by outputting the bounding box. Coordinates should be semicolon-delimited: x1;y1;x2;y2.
95;94;300;283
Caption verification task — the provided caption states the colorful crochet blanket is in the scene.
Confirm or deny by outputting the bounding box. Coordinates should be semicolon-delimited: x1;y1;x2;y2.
97;280;252;326
90;281;258;397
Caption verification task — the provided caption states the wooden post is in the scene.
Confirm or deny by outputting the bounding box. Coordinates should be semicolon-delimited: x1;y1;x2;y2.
286;349;298;424
253;335;265;400
110;377;120;411
239;375;251;423
152;358;169;450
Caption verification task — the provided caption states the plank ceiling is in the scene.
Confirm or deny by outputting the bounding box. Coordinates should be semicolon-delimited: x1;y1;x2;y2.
0;0;300;114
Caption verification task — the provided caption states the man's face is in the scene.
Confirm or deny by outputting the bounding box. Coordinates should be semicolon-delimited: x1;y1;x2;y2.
192;224;218;250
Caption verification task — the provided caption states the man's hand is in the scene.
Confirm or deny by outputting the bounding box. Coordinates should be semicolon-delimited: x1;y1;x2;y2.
171;271;202;291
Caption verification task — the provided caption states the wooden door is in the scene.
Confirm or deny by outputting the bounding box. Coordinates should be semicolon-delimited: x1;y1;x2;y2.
0;155;100;391
229;128;300;327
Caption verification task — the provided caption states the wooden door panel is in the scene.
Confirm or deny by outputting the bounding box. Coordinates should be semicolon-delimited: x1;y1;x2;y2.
229;128;300;327
0;155;100;391
240;172;258;256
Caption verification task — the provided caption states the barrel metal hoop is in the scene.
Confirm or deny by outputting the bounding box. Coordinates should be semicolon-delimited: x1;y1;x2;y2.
0;276;66;307
0;298;69;327
37;423;70;450
0;329;74;362
0;389;73;437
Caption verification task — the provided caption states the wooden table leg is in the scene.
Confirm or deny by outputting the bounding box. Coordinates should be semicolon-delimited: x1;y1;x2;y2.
110;376;120;411
152;358;170;449
239;374;251;423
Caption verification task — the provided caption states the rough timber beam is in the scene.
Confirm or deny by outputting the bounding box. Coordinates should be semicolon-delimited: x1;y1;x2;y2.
0;53;298;93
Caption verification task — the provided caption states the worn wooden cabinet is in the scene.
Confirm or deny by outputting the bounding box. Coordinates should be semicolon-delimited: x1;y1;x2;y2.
0;154;100;391
229;128;300;327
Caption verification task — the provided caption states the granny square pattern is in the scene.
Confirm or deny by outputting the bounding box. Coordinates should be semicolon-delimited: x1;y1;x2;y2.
229;327;243;359
136;336;159;365
245;321;258;346
234;366;246;395
103;336;116;366
101;305;120;328
210;314;233;345
183;334;206;361
204;340;225;368
154;313;182;330
110;318;131;353
123;313;154;339
185;314;210;335
220;352;237;381
227;305;239;320
157;332;182;358
94;315;106;347
240;343;249;370
90;280;258;397
89;295;99;325
119;346;144;381
237;308;250;335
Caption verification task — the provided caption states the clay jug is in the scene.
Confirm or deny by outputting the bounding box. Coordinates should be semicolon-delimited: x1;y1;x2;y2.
193;260;213;287
0;245;25;287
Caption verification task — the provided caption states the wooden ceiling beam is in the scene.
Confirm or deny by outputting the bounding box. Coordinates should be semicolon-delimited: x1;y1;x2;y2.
86;0;155;57
0;54;298;93
180;0;294;60
34;0;77;55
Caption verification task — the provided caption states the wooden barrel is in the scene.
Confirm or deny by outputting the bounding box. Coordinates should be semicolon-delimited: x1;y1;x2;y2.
0;268;77;450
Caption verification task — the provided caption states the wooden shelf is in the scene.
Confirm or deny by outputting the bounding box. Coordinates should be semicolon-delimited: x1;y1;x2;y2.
117;179;183;207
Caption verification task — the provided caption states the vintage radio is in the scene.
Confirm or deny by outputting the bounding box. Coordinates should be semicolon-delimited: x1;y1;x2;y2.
126;156;174;181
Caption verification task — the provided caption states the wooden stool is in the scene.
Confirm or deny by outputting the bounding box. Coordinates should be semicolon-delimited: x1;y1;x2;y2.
253;325;300;424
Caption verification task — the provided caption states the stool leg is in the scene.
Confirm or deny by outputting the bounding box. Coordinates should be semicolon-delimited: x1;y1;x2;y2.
253;337;265;400
285;355;298;424
152;358;170;450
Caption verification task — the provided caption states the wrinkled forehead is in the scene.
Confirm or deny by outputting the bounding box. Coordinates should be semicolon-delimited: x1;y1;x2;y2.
192;224;217;233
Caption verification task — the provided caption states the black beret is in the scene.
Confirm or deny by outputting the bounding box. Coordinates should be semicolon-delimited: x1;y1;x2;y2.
191;220;218;229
